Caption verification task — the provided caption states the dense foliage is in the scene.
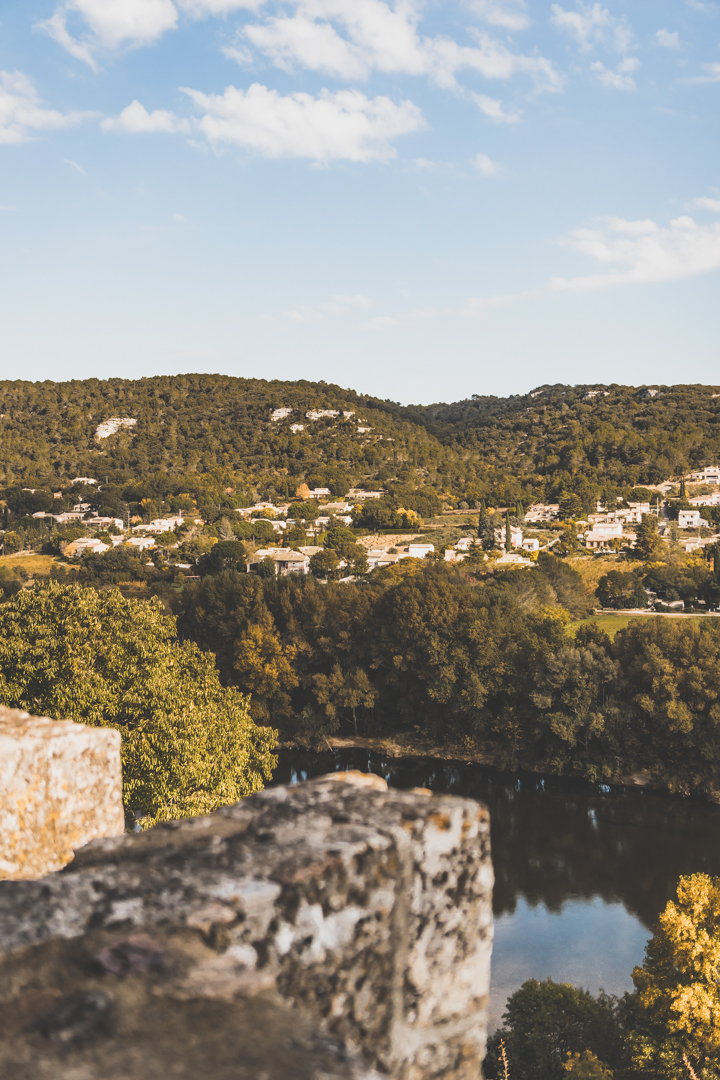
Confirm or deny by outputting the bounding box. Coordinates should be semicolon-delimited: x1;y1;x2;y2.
0;582;277;826
487;873;720;1080
176;560;720;796
2;377;720;512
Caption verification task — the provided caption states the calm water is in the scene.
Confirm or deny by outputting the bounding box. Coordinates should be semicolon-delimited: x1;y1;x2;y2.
274;748;720;1031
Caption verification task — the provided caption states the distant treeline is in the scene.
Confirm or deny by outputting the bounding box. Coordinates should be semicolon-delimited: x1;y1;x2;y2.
178;558;720;797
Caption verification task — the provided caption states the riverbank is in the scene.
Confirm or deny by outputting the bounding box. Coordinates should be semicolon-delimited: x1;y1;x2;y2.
279;732;654;790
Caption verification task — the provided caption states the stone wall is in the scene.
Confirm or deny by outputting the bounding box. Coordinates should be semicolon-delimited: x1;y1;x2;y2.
0;706;125;880
0;772;493;1079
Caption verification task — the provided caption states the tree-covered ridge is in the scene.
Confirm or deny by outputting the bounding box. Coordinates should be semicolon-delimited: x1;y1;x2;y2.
0;374;468;492
3;375;720;507
402;383;720;502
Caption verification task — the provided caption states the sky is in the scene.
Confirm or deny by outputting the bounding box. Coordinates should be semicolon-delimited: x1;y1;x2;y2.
1;0;719;404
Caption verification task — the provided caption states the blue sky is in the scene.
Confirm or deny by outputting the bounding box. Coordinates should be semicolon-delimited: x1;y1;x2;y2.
1;0;719;403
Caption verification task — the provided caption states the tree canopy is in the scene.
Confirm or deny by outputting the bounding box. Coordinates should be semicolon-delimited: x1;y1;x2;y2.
0;582;277;826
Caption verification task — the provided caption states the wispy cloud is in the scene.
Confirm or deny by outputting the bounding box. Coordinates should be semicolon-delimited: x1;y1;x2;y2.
64;158;86;174
551;2;634;54
682;62;720;83
471;93;523;122
473;152;503;176
591;56;639;90
468;0;531;31
366;290;538;327
551;211;720;291
284;294;372;321
0;70;87;144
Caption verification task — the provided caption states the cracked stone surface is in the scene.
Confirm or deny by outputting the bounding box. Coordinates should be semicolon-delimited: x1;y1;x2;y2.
0;707;125;881
0;771;493;1079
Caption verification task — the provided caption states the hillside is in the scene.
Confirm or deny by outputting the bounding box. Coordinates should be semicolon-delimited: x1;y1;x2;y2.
402;383;720;505
2;377;720;509
0;375;470;498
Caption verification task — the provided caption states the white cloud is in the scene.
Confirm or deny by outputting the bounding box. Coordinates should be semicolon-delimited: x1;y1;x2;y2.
656;28;680;48
177;0;266;14
471;92;522;121
550;3;611;49
285;293;372;320
683;62;720;83
182;83;424;160
101;100;191;133
174;212;187;221
37;0;178;70
468;0;530;31
473;152;502;176
693;196;720;211
591;56;639;90
233;1;561;94
0;70;86;144
64;157;86;173
684;0;718;11
551;2;633;56
551;211;720;291
414;156;437;168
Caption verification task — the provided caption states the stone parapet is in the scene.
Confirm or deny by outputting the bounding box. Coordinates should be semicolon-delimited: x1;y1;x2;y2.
0;706;125;880
0;772;493;1079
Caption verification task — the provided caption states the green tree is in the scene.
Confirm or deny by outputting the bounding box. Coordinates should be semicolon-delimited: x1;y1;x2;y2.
312;663;377;735
0;582;277;826
201;539;247;575
505;512;512;552
324;525;357;550
478;509;497;551
310;548;340;578
626;873;720;1080
255;556;277;579
634;514;663;561
559;492;584;520
596;570;647;609
485;979;622;1080
2;531;22;554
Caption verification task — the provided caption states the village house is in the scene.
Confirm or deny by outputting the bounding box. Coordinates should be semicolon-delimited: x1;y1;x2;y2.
585;519;624;550
678;509;710;529
65;537;109;557
125;536;156;551
687;466;720;484
133;514;184;534
247;547;311;576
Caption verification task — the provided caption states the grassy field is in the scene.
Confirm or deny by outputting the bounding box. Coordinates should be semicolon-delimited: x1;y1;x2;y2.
0;553;66;577
567;613;642;638
568;611;716;638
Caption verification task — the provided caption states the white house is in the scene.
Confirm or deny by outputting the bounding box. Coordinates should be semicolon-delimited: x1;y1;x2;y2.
408;543;435;559
687;467;720;484
71;477;97;485
690;490;720;507
133;514;184;534
585;520;624;550
66;538;109;557
678;509;709;529
522;538;540;552
125;536;156;551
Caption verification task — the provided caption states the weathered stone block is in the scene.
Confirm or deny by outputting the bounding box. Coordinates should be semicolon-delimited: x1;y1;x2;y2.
0;772;493;1079
0;706;125;880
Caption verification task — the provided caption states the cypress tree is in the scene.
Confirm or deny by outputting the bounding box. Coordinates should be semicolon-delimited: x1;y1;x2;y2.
505;512;512;552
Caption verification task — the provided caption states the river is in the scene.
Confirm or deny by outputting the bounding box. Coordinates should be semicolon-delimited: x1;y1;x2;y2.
273;747;720;1031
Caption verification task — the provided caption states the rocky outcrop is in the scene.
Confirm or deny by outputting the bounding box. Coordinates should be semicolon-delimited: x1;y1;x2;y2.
0;707;124;880
0;772;493;1079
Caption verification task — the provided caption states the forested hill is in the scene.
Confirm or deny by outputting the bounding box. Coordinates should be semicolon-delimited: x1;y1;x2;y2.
2;375;720;506
0;375;466;494
402;383;720;504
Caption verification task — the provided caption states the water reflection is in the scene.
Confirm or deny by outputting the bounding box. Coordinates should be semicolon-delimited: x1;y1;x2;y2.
274;748;720;1027
274;748;720;926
